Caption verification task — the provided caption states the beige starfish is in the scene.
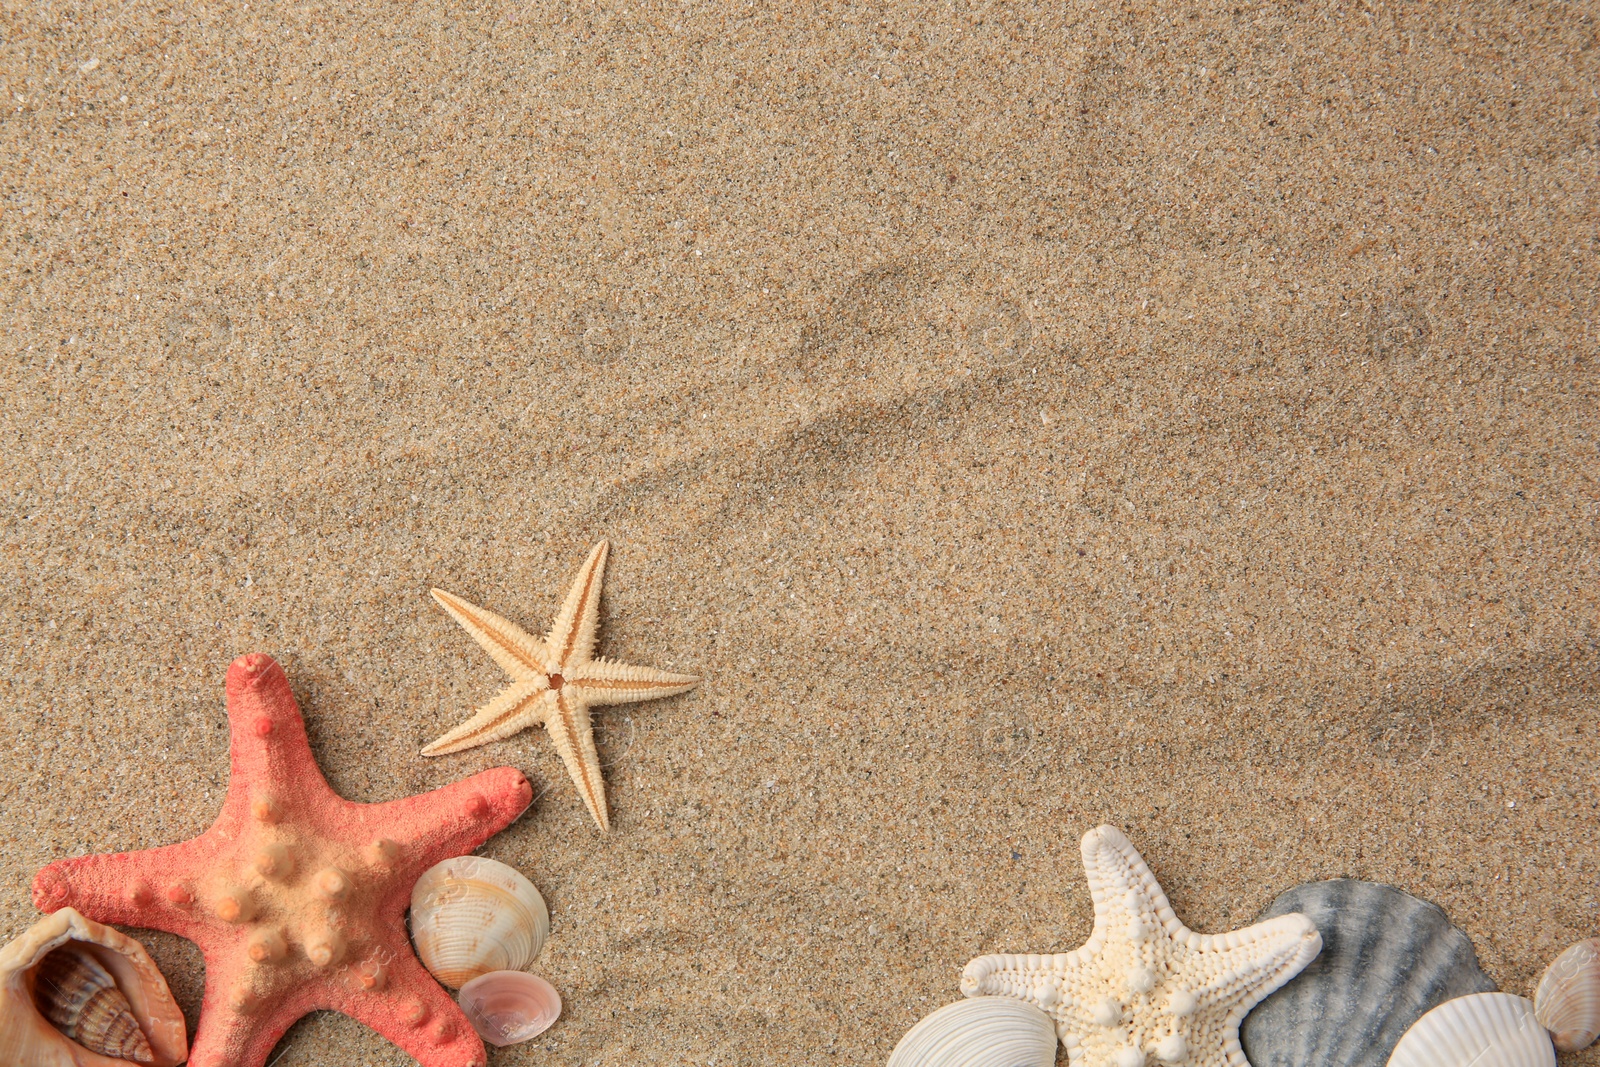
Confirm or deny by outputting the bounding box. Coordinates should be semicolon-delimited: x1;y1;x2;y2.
962;824;1322;1067
423;540;699;832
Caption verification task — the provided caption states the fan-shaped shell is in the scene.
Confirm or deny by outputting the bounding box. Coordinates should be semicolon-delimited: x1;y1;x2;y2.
1239;880;1496;1067
1386;993;1555;1067
409;855;549;989
0;907;187;1067
458;970;562;1047
886;996;1058;1067
1533;938;1600;1052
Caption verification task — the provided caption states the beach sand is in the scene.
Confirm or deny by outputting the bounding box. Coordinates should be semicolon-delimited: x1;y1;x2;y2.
2;2;1596;1064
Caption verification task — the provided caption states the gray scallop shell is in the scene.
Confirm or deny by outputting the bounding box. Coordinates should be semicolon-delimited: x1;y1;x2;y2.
1239;879;1496;1067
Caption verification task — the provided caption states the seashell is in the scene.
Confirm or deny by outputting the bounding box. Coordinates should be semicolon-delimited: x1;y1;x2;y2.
409;855;549;989
35;947;153;1060
458;970;562;1046
1240;879;1496;1067
0;907;187;1067
1533;937;1600;1052
1387;992;1555;1067
886;996;1058;1067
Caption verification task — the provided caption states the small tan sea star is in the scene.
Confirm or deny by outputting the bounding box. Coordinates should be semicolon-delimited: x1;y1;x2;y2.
961;824;1322;1067
423;540;699;832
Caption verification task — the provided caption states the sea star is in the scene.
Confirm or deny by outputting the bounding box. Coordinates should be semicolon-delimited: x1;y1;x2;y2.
32;653;534;1067
961;824;1322;1067
423;539;699;832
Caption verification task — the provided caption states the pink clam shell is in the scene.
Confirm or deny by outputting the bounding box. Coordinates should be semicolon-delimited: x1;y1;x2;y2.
458;970;562;1047
1534;938;1600;1053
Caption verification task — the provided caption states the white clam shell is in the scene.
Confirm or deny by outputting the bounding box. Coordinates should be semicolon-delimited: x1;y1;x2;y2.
1533;938;1600;1052
1386;993;1555;1067
459;970;562;1046
886;996;1058;1067
409;856;550;989
0;907;188;1067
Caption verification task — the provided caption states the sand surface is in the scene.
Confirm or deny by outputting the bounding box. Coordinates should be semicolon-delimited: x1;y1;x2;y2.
2;2;1597;1064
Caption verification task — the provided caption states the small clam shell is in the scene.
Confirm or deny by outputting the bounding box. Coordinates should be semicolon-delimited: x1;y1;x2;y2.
0;907;187;1067
1386;993;1555;1067
1533;938;1600;1052
409;856;549;989
458;970;562;1046
886;996;1058;1067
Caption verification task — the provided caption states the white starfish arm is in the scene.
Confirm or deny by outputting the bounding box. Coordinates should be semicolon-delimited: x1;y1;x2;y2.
1080;823;1183;948
962;950;1083;1000
431;588;552;680
1181;911;1322;1010
421;681;551;755
568;656;700;707
544;689;610;832
545;540;609;669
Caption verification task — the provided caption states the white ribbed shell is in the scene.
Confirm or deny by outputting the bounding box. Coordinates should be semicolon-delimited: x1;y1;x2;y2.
1533;938;1600;1052
408;856;549;989
1387;993;1555;1067
887;996;1058;1067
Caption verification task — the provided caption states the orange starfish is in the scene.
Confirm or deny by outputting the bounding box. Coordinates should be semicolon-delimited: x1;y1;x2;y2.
32;653;534;1067
424;540;700;832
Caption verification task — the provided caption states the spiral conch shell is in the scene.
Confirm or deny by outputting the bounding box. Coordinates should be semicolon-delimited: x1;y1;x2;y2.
0;907;187;1067
1534;938;1600;1052
409;855;549;989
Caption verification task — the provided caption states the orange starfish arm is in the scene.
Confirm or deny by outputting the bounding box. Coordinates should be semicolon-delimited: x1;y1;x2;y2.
546;690;610;832
431;587;551;679
569;656;700;707
545;540;609;666
420;680;550;756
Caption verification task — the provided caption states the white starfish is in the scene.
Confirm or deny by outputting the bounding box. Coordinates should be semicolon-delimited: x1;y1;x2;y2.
961;824;1321;1067
423;541;699;832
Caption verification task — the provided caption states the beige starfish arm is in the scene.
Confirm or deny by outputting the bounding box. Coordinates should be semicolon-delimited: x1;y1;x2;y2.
1079;823;1183;950
568;655;700;707
544;689;611;832
421;680;551;756
545;540;609;668
961;949;1087;1000
431;587;552;680
1180;911;1322;1011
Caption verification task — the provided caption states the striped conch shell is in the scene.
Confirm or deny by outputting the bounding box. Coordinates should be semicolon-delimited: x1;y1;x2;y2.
0;907;187;1067
409;855;549;989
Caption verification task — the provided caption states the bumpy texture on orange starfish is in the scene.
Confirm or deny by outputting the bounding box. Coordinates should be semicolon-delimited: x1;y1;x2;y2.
32;653;534;1067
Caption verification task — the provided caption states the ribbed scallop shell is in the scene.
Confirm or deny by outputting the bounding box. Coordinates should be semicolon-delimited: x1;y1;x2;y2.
886;996;1058;1067
1386;993;1555;1067
409;856;549;989
458;970;562;1047
1533;938;1600;1052
1240;880;1496;1067
0;907;188;1067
